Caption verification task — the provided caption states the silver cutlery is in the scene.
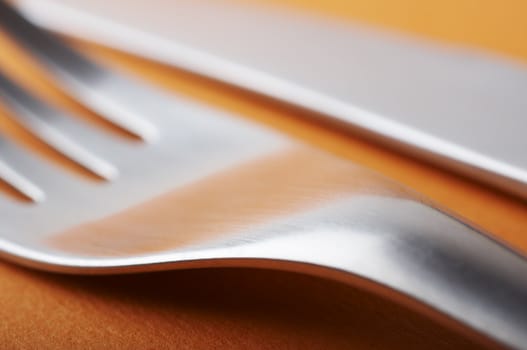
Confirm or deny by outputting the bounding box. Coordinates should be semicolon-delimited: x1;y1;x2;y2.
0;1;526;348
15;0;527;199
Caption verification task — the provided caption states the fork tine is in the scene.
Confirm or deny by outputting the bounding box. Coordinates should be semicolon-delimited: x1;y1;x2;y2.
0;129;103;204
0;155;44;202
0;136;46;203
0;71;118;181
0;0;158;142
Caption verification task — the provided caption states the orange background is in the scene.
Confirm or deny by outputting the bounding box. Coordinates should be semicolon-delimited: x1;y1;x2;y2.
0;0;526;348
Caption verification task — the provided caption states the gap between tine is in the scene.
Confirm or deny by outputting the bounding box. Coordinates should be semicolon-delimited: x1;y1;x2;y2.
0;70;118;181
0;0;159;142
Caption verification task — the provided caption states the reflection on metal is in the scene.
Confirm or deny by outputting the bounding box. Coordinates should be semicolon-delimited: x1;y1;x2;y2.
0;2;525;349
16;0;527;199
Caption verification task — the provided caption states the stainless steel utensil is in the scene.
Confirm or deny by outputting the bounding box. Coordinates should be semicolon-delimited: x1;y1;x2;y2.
0;1;526;348
15;0;527;199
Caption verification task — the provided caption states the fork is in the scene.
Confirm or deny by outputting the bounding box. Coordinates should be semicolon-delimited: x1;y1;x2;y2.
0;1;526;349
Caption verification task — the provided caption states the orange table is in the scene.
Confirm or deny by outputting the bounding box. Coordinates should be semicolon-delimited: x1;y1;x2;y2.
0;0;526;348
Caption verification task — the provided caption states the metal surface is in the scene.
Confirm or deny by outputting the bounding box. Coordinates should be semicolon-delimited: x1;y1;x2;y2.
0;0;158;142
15;0;527;199
0;2;526;349
0;70;117;182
